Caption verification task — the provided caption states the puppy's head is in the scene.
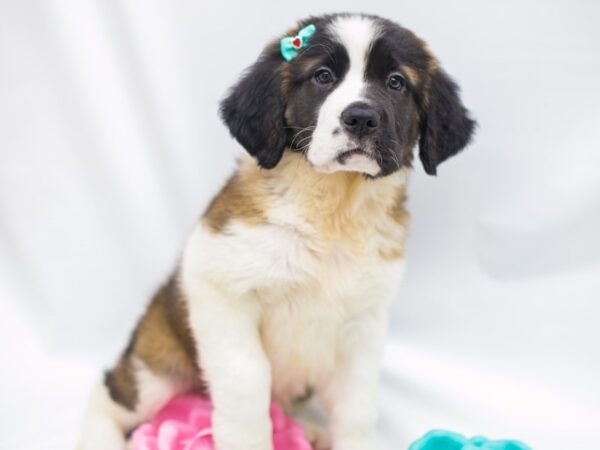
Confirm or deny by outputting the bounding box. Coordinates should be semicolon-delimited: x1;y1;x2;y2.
221;14;476;176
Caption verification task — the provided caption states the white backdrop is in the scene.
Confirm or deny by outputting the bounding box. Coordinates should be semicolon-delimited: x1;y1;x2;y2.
1;1;599;449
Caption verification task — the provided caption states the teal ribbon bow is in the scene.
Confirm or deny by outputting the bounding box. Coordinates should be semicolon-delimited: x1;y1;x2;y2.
409;430;532;450
280;24;316;61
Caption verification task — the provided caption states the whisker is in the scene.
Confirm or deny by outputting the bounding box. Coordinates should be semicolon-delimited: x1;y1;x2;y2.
290;129;311;147
295;134;313;146
387;146;401;168
284;125;316;130
297;140;312;154
290;125;316;148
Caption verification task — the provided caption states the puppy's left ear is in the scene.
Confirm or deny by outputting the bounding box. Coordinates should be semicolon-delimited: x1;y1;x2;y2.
419;68;476;175
220;44;287;169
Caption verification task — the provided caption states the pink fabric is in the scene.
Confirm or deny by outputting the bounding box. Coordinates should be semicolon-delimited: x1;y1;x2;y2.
131;395;312;450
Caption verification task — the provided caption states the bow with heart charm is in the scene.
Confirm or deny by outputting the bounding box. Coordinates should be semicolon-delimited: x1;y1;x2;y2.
280;24;316;61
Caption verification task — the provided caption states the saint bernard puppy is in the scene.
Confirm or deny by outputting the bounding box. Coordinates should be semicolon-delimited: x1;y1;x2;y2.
79;13;475;450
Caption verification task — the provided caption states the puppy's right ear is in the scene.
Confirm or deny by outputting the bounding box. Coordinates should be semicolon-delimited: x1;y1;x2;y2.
220;43;287;169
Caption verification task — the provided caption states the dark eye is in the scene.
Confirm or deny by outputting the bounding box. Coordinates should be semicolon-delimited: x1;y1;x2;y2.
387;73;406;91
314;68;334;85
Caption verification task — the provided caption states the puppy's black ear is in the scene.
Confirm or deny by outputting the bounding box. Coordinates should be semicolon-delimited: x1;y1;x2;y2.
419;68;476;175
220;44;287;169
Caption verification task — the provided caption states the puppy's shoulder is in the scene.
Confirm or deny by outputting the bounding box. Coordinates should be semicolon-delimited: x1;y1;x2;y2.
203;157;270;234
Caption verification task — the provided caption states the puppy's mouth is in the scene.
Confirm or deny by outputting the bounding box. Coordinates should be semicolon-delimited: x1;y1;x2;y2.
336;148;373;165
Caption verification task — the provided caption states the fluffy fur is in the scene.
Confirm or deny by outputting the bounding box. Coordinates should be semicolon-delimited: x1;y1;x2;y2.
78;13;475;450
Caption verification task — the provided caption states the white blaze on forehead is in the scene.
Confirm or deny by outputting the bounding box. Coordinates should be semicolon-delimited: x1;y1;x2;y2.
330;15;379;81
307;16;380;173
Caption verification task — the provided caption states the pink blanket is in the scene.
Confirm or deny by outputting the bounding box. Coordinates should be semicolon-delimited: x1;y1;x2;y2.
131;395;312;450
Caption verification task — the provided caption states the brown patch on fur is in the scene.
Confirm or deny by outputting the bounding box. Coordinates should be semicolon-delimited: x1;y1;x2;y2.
280;63;293;96
402;65;421;87
104;349;139;410
378;186;409;261
415;39;439;109
134;277;199;379
378;247;404;261
420;40;438;74
388;185;409;226
298;55;320;73
104;275;202;411
203;167;268;233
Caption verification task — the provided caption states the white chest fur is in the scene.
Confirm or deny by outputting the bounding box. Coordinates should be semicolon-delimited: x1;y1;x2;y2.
184;218;404;403
181;155;408;406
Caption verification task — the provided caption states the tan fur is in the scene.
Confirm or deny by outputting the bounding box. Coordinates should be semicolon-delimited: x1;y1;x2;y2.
279;53;296;96
380;186;409;260
203;152;409;262
203;164;269;233
275;154;405;243
104;277;202;410
402;65;421;87
420;40;438;74
413;39;438;108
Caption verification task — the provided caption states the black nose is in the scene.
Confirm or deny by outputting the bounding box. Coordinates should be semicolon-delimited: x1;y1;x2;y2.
341;103;380;137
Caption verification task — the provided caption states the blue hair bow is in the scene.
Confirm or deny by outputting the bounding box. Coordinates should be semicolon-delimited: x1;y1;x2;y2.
280;24;316;61
409;430;532;450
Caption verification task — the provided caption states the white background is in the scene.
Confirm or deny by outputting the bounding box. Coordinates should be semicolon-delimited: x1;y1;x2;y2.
1;1;599;449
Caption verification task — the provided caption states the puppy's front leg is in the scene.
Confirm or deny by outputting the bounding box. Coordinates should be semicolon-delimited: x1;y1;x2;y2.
325;307;388;450
186;280;273;450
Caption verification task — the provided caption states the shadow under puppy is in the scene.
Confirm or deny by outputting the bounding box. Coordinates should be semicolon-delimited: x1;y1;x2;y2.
79;12;475;450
